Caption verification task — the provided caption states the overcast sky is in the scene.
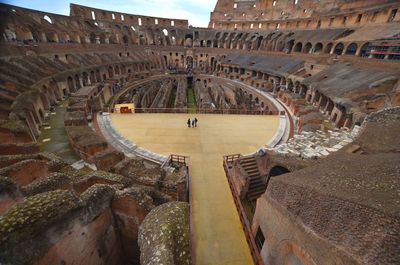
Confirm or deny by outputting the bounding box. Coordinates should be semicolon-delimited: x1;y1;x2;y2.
1;0;217;27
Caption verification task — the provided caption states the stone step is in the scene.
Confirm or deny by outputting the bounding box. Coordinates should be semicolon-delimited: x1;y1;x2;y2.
248;190;266;201
249;181;262;187
243;166;257;171
248;172;261;178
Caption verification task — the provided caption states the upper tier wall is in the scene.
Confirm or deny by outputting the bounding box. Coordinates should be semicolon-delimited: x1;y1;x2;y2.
70;3;188;28
209;0;400;31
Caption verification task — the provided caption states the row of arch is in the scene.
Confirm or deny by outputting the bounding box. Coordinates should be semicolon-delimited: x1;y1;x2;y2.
26;60;163;134
6;20;395;61
291;41;369;56
10;22;183;47
203;31;374;58
215;64;353;128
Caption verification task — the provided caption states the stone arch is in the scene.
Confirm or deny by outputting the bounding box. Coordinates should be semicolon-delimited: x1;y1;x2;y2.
276;40;285;52
15;27;33;42
82;72;89;86
285;39;295;53
325;42;333;53
108;66;114;78
333;43;344;55
294;42;302;52
59;32;70;43
89;33;97;44
72;33;81;44
121;64;126;74
269;166;290;177
95;70;101;82
40;86;50;110
255;36;264;50
184;34;193;47
89;71;95;84
49;80;60;100
109;34;118;44
122;35;129;45
287;79;294;92
46;32;59;43
314;42;323;53
359;42;370;57
345;43;358;55
74;74;81;89
67;76;75;92
115;65;120;75
303;42;312;53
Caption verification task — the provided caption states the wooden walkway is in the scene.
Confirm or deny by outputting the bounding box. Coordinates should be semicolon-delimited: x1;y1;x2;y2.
110;113;279;264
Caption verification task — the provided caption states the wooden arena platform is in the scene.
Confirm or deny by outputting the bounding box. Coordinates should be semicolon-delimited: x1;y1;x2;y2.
110;113;280;265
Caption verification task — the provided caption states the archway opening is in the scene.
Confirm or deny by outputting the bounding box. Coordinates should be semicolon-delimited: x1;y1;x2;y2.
303;42;312;53
359;42;370;57
345;43;357;55
325;43;333;53
294;42;302;52
269;166;290;177
314;43;323;53
333;43;344;55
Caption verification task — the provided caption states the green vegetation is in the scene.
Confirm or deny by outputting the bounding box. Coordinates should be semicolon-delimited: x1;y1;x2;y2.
38;100;80;164
0;119;28;133
321;119;334;131
187;87;197;114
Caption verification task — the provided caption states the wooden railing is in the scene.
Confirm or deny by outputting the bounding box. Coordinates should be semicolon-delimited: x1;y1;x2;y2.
170;154;189;166
223;154;264;265
224;153;241;163
162;154;190;203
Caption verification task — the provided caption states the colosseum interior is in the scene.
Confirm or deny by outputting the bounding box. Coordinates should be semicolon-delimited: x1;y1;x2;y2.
0;0;399;264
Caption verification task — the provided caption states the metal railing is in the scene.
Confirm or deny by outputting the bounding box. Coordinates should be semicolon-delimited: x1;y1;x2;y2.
119;107;273;115
223;154;264;265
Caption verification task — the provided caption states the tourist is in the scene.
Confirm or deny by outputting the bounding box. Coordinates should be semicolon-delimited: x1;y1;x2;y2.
187;118;191;128
194;117;198;127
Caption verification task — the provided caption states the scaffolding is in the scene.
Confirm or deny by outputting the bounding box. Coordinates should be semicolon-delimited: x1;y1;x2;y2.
368;35;400;60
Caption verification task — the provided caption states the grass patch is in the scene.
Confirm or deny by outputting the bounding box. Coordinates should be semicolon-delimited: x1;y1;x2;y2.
321;119;334;131
187;88;196;114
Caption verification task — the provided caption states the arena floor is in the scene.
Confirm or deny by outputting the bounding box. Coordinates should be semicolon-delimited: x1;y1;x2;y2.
110;113;280;265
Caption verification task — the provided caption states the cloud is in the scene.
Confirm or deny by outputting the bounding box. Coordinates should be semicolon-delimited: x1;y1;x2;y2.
120;0;215;27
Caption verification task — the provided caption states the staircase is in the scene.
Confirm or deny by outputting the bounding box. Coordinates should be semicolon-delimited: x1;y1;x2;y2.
239;156;267;201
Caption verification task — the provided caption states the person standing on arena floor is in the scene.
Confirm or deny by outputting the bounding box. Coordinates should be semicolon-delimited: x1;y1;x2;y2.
194;117;198;127
192;119;195;128
187;118;191;128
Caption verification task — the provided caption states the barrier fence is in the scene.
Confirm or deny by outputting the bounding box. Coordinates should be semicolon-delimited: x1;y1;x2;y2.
115;107;276;115
223;154;264;265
